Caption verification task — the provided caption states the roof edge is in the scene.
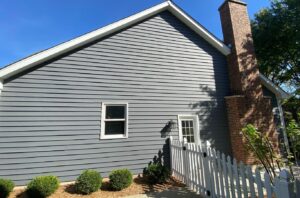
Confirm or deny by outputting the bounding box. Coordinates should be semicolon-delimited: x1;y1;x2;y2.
259;74;290;99
167;2;231;55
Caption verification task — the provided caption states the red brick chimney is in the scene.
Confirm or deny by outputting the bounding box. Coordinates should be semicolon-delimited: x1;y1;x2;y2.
219;0;279;163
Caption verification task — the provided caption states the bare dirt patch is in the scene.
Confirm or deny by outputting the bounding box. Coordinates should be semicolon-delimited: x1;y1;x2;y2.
9;177;185;198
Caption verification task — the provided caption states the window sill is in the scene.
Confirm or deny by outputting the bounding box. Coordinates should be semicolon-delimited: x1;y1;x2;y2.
100;135;128;140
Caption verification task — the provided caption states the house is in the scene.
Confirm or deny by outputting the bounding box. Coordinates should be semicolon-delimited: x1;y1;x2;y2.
0;0;289;185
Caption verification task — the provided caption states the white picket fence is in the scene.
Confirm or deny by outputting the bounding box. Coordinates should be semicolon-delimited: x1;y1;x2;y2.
169;137;300;198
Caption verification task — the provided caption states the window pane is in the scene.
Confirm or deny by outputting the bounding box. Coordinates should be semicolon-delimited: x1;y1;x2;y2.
187;136;191;143
182;121;186;127
106;106;125;119
181;119;196;143
190;136;195;143
190;127;194;135
182;128;187;135
105;121;125;135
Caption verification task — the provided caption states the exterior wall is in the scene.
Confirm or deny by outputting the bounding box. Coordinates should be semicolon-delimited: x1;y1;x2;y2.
0;11;231;185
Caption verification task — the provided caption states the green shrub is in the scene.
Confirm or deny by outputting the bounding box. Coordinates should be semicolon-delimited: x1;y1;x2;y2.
143;163;170;184
0;178;15;198
75;170;102;194
109;169;133;191
26;175;59;198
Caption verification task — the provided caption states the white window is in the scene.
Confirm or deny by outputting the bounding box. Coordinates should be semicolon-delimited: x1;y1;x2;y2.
100;103;128;139
178;115;200;144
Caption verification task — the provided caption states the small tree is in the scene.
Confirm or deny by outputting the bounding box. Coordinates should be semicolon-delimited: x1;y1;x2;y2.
241;124;288;183
286;120;300;165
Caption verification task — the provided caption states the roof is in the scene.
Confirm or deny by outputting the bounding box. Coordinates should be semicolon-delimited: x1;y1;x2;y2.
0;0;287;99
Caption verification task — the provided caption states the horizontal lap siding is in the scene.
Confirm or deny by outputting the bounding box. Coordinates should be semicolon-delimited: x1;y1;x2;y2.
0;11;231;185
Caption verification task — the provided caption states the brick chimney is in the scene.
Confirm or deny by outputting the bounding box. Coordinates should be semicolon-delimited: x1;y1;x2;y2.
219;0;279;163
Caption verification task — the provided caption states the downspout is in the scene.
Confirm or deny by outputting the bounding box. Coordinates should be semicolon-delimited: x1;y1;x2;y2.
276;95;290;153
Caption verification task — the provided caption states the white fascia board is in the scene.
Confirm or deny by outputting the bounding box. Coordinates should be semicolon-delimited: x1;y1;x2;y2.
0;2;169;80
167;1;231;55
259;74;290;99
0;1;231;82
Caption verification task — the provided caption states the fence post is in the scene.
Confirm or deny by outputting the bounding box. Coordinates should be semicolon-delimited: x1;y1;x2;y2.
274;169;296;198
169;136;173;175
203;141;212;197
182;138;188;184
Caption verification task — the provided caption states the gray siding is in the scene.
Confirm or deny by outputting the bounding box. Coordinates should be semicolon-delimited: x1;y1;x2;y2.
0;11;231;185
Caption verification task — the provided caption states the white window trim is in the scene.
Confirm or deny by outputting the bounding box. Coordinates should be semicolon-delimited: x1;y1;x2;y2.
100;102;128;139
177;114;201;145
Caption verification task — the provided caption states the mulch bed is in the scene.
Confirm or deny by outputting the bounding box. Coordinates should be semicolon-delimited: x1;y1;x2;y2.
9;176;185;198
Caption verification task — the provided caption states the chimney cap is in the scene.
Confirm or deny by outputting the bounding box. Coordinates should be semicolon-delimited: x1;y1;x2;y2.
219;0;247;11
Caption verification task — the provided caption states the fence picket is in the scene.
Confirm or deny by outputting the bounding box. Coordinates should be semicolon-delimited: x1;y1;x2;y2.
178;141;182;179
190;144;195;190
195;144;201;194
198;144;205;194
191;144;196;191
207;148;215;197
173;141;177;178
222;153;230;197
186;143;191;188
233;159;242;198
193;144;200;194
212;149;220;197
193;144;198;192
172;141;175;175
240;162;248;198
255;168;264;198
264;172;273;198
203;145;212;196
188;144;193;189
246;165;256;198
182;140;187;183
178;141;183;180
187;144;192;190
227;155;236;198
169;137;173;175
217;151;225;197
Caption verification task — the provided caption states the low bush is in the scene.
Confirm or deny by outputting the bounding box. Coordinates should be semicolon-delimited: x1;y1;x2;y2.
143;163;170;184
0;178;15;198
75;170;102;194
26;175;59;198
109;169;133;191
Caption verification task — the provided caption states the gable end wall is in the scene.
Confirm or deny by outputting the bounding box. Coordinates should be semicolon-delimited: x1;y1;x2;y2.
0;11;231;185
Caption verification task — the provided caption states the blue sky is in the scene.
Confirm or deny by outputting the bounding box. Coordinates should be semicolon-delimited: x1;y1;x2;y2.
0;0;271;68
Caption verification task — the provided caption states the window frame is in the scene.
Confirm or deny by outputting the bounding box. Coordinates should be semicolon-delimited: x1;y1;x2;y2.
100;102;128;139
177;114;201;145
